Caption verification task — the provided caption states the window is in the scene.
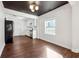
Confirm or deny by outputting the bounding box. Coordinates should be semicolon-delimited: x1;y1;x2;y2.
45;19;56;35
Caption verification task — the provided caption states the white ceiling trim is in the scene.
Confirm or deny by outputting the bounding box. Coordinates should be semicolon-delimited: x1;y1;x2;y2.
4;8;38;19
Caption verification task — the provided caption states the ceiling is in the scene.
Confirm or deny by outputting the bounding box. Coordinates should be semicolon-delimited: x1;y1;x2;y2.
3;1;68;16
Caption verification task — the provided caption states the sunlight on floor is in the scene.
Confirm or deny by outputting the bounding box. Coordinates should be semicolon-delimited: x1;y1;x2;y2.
46;47;63;58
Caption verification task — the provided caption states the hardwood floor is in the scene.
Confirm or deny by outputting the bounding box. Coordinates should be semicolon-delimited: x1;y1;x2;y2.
1;36;79;58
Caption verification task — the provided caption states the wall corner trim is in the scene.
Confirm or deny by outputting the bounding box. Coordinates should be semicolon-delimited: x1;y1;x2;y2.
0;43;5;57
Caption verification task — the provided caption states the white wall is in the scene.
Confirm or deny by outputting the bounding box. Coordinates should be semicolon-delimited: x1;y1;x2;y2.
22;18;35;36
37;3;72;49
5;14;25;36
5;13;35;36
0;2;5;56
4;8;38;37
70;2;79;53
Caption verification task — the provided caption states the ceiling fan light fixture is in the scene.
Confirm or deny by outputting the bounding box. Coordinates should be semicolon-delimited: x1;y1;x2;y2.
29;1;39;12
29;4;34;10
35;5;39;10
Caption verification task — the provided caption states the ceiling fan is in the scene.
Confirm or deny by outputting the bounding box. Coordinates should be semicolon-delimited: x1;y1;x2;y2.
29;1;39;12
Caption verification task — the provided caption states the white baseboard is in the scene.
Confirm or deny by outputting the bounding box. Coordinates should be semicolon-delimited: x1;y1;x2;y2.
39;37;72;52
0;43;5;56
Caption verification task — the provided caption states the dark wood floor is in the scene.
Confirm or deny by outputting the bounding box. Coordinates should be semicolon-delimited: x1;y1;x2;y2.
1;36;79;58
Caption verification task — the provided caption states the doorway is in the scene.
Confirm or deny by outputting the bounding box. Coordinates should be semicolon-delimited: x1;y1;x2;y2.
5;20;13;44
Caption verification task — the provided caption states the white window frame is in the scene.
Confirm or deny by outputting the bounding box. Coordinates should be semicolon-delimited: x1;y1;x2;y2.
45;19;56;35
